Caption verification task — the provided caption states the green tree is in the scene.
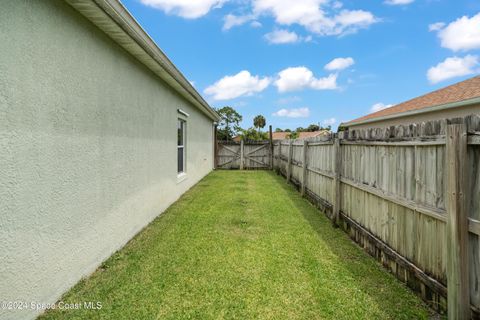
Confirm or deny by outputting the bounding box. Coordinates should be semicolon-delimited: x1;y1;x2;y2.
275;128;283;132
296;127;305;133
307;124;320;132
253;115;266;132
240;127;268;141
287;131;299;139
215;106;242;141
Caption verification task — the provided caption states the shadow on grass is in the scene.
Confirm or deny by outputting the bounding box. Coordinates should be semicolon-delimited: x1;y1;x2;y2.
265;171;436;320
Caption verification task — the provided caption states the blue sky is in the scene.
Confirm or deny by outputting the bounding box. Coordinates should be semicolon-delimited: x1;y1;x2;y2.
121;0;480;131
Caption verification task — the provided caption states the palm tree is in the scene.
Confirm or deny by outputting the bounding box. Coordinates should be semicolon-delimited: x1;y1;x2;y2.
253;115;266;133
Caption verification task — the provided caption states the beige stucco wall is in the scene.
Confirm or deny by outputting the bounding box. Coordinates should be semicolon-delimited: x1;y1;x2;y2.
0;1;214;319
347;103;480;130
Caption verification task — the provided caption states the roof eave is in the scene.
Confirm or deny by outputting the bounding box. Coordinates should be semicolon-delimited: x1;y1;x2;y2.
341;96;480;128
65;0;220;122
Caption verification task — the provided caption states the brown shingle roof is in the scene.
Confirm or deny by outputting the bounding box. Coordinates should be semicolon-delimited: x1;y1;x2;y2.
233;130;330;141
347;76;480;125
272;131;328;139
271;132;289;140
298;131;328;139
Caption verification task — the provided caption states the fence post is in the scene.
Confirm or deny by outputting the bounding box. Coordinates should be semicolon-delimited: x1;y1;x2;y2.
287;139;293;182
269;125;273;170
276;142;281;174
240;140;244;170
332;135;341;227
301;140;308;196
446;123;470;319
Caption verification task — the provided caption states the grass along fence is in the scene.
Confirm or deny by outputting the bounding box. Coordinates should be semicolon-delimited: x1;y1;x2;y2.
40;171;432;319
273;115;480;319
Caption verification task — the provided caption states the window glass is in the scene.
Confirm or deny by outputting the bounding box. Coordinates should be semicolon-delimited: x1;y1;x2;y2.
177;147;183;173
178;120;184;146
177;119;185;173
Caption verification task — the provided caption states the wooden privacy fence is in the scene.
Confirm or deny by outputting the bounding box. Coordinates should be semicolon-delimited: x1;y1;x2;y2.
215;126;275;170
273;115;480;319
216;140;272;170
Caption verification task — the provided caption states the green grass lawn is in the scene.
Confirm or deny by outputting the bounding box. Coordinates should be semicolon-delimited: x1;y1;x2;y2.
40;171;432;320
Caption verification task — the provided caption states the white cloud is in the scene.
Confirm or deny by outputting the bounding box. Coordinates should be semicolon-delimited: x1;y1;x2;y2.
427;55;479;84
272;107;310;118
370;102;393;113
253;0;325;27
322;118;337;126
274;67;338;92
264;29;301;44
250;21;263;28
435;13;480;52
204;70;271;100
142;0;377;38
252;0;378;37
332;1;343;9
140;0;226;19
310;74;338;90
333;10;377;35
223;14;255;30
384;0;414;5
325;57;355;71
277;96;302;104
428;22;445;32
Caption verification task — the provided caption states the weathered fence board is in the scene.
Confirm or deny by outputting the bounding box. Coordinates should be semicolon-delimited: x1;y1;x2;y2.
272;114;480;317
216;141;271;170
469;145;480;310
446;123;470;319
216;142;241;169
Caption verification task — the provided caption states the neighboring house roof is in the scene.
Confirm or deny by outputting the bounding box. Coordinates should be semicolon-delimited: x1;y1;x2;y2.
345;76;480;127
232;132;288;141
272;131;329;140
298;131;328;139
232;131;328;141
65;0;220;122
272;132;289;140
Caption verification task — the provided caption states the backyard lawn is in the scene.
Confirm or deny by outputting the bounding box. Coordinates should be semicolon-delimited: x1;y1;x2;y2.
40;171;432;319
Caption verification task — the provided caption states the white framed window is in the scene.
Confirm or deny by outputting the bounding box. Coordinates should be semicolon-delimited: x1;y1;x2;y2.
177;118;186;174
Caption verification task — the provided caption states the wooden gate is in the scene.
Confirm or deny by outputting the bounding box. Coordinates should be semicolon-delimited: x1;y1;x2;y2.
216;141;272;169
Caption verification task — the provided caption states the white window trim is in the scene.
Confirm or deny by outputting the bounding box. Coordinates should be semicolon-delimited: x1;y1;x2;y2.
177;118;187;182
177;108;189;118
177;172;187;183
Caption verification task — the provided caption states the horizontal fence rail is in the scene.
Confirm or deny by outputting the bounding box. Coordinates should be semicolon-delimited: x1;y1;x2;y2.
272;115;480;318
216;126;282;170
216;140;272;170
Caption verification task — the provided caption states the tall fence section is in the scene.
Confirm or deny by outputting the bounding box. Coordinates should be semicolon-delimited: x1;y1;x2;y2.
272;116;480;318
216;140;272;170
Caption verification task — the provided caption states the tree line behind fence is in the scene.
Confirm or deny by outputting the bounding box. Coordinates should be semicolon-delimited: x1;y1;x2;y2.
216;115;480;319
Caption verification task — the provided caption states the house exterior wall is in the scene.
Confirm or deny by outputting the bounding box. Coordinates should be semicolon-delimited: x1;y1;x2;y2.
0;1;214;319
346;103;480;130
